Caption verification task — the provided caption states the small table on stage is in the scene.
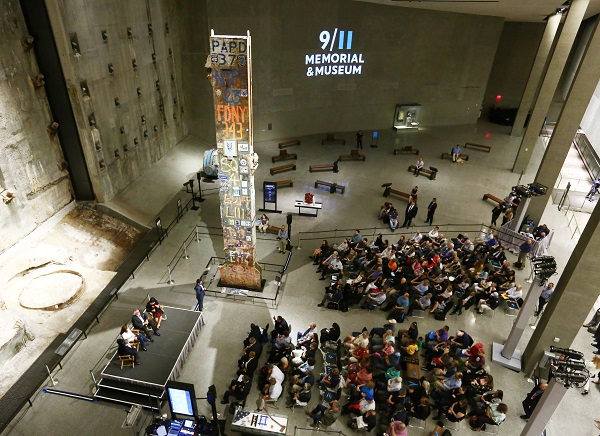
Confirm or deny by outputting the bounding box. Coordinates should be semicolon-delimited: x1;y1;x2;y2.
231;407;288;435
294;200;323;217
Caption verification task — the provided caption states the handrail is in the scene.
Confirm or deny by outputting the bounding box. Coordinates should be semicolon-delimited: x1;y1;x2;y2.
200;256;288;308
296;223;490;249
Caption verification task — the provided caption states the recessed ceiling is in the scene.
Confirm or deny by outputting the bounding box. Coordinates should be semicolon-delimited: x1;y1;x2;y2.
355;0;600;22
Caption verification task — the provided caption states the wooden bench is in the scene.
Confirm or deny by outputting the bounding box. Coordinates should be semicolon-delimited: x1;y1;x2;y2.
271;149;298;163
314;180;345;194
256;223;281;235
482;193;518;208
278;139;300;149
465;142;491;152
276;179;293;188
393;147;419;155
382;185;410;200
441;152;469;161
482;193;503;204
270;163;296;175
310;163;338;173
322;134;346;145
408;165;435;180
339;149;366;161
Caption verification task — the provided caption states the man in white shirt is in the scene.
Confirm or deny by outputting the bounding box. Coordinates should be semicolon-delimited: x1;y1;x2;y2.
265;378;282;401
505;285;523;300
410;231;423;244
359;397;376;414
428;227;439;240
270;364;285;385
297;323;316;346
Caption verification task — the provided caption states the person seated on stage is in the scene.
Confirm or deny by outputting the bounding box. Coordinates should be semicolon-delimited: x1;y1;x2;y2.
132;309;160;339
117;338;140;365
221;375;252;404
146;297;165;329
120;324;148;351
297;323;317;347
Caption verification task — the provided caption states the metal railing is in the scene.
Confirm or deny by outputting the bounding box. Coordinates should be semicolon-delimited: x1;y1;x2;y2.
574;131;600;181
296;223;491;250
199;255;289;309
161;224;292;285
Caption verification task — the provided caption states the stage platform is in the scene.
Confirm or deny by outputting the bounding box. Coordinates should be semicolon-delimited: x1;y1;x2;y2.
94;307;204;410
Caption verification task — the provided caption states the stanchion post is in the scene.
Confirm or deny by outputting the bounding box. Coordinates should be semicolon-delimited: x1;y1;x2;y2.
167;267;175;284
196;172;205;202
183;244;189;260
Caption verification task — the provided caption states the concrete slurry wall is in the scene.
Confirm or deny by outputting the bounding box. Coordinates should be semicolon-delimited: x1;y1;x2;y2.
179;0;504;143
46;0;187;203
482;21;545;113
0;0;73;255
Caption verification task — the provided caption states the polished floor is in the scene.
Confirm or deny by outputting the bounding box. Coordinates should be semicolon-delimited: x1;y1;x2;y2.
4;121;600;436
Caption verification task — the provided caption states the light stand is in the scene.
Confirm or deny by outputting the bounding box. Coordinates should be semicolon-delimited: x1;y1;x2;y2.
492;256;556;371
521;347;588;436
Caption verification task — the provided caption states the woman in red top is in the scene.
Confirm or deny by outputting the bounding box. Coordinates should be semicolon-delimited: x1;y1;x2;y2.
146;297;165;329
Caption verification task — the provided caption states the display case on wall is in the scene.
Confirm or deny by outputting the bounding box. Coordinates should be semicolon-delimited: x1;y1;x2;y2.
393;104;421;131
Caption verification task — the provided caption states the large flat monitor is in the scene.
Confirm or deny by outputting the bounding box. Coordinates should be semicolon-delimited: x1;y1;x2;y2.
166;381;198;420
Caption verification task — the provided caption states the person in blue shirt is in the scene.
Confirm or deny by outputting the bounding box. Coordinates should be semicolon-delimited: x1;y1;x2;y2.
451;144;462;162
194;279;205;312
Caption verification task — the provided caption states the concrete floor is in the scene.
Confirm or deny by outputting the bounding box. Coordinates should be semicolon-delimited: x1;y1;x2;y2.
4;121;600;436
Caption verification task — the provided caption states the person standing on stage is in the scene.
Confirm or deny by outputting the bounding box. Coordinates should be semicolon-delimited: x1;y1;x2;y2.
195;278;205;312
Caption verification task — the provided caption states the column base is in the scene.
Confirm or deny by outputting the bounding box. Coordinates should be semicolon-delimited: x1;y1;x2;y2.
492;342;523;372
